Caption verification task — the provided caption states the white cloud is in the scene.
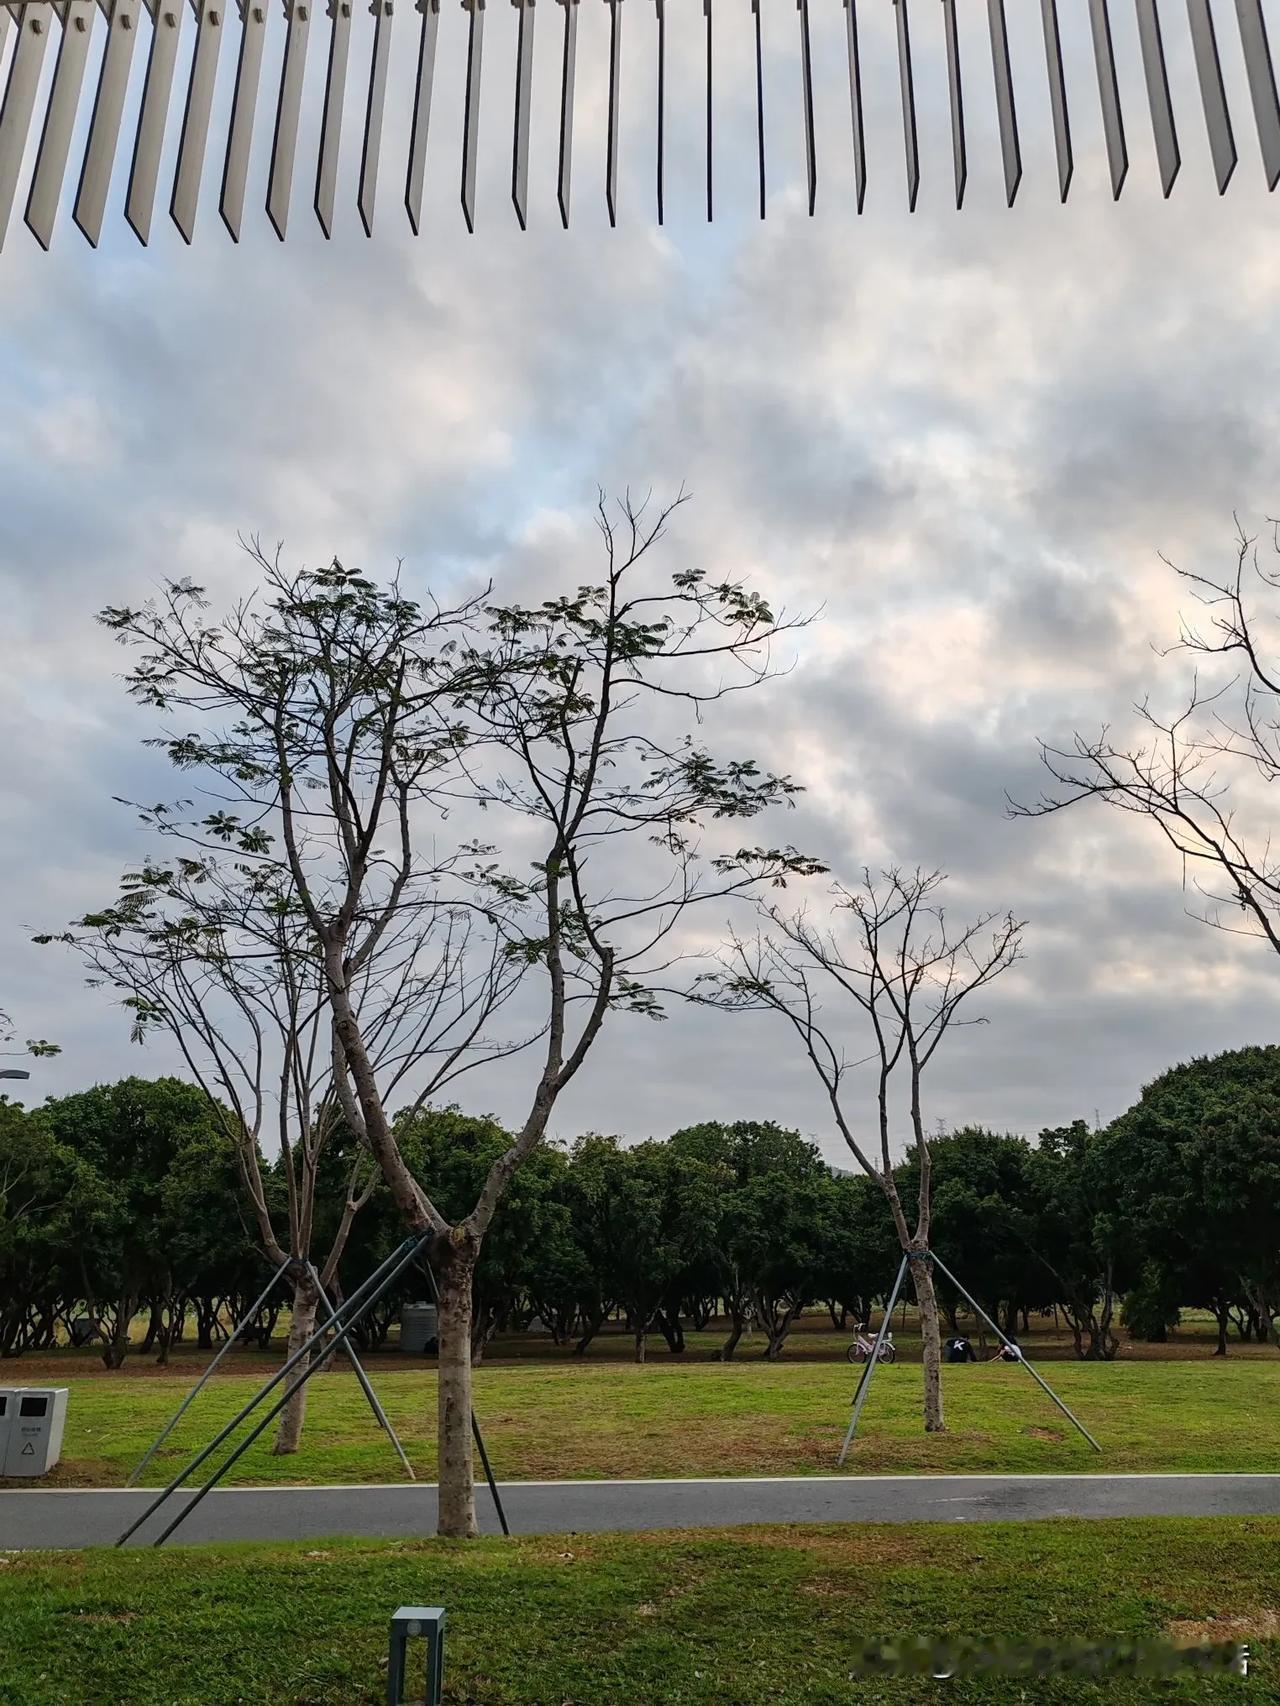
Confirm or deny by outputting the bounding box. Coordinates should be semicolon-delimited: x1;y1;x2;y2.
3;0;1280;1152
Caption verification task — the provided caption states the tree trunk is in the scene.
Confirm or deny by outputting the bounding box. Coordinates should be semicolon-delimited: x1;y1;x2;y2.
274;1269;319;1455
717;1309;745;1361
102;1297;134;1370
573;1308;605;1356
1214;1306;1230;1357
911;1257;945;1433
656;1309;685;1354
436;1238;479;1539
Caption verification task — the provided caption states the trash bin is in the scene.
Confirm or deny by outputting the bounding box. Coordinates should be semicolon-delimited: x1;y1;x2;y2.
3;1388;68;1477
399;1304;439;1356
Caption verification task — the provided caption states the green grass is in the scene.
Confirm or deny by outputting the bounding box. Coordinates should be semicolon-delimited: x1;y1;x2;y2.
8;1356;1278;1488
1;1519;1276;1703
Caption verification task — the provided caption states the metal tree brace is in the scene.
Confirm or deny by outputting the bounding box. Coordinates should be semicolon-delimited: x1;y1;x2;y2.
114;1230;509;1547
836;1247;1102;1467
125;1256;415;1488
0;0;1277;250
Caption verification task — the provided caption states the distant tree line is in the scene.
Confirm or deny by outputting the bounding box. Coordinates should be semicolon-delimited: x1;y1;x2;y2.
3;1046;1277;1368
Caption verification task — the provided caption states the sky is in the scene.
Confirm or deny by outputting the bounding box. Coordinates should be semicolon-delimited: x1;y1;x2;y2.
3;0;1280;1164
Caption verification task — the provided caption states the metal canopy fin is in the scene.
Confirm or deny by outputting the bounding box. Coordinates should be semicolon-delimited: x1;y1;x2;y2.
703;0;710;221
315;0;354;238
359;0;393;234
750;0;762;217
555;0;575;226
654;0;663;221
604;0;618;225
126;0;183;242
1087;0;1127;198
1234;0;1280;189
26;0;97;249
460;0;482;231
74;0;142;247
267;0;313;240
1134;0;1179;196
510;0;533;228
941;0;964;209
798;0;814;214
1186;0;1236;193
986;0;1019;204
0;6;50;251
1040;0;1072;200
220;0;266;239
892;0;918;211
170;0;226;243
404;0;438;232
843;0;864;210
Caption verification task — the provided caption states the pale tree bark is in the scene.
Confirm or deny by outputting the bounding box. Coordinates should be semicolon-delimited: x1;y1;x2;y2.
910;1255;945;1432
435;1234;479;1539
274;1266;320;1455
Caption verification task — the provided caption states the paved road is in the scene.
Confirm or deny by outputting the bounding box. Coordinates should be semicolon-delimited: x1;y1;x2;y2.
3;1474;1279;1550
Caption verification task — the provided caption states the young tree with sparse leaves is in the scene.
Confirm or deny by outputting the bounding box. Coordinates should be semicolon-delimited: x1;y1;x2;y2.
700;868;1023;1433
68;497;818;1534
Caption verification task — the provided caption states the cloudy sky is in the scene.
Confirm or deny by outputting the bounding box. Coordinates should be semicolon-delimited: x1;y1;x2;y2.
3;0;1280;1162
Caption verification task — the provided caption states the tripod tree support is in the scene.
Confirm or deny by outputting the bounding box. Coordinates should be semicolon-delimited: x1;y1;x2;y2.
125;1258;416;1489
929;1251;1102;1454
144;1234;435;1547
836;1249;1102;1466
308;1263;416;1481
115;1232;431;1547
126;1259;291;1488
837;1250;908;1467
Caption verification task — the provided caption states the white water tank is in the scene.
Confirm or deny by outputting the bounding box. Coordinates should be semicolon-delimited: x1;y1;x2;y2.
3;1388;68;1477
399;1304;439;1355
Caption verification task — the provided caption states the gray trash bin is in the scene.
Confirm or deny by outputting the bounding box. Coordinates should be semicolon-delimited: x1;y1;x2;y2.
399;1304;439;1355
3;1388;68;1477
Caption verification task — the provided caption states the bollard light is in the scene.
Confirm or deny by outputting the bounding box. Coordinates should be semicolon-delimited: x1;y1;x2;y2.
387;1606;445;1706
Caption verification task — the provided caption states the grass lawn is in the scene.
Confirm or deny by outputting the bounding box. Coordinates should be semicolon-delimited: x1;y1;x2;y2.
5;1356;1276;1487
1;1518;1277;1703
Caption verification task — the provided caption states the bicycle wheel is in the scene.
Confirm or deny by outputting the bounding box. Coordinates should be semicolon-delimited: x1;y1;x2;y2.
879;1344;897;1364
846;1342;867;1364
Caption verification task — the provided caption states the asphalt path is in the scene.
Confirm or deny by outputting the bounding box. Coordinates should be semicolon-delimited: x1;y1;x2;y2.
3;1474;1280;1550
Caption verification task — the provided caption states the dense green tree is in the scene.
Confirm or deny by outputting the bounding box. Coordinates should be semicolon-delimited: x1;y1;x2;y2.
1100;1046;1280;1352
565;1135;723;1362
42;1077;240;1367
896;1128;1052;1341
815;1172;899;1331
1023;1121;1134;1361
0;1100;99;1357
667;1121;829;1359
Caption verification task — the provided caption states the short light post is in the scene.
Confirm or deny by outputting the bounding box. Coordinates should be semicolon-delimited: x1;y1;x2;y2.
387;1607;446;1706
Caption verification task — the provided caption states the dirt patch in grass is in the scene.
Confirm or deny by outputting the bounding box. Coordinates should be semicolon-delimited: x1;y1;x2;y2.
713;1526;935;1568
1024;1425;1065;1442
1168;1610;1280;1644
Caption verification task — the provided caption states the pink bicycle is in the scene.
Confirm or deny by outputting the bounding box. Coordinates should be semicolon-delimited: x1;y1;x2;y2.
846;1325;897;1365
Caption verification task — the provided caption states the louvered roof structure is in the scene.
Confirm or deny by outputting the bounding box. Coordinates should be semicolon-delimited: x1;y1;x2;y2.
0;0;1276;251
